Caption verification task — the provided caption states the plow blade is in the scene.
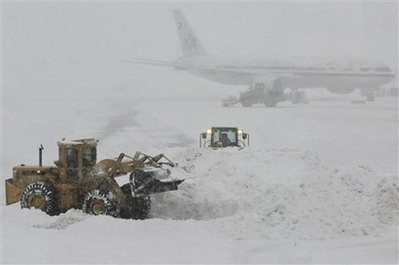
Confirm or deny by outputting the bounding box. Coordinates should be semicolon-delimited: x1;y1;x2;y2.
137;178;184;195
5;178;22;205
130;167;186;196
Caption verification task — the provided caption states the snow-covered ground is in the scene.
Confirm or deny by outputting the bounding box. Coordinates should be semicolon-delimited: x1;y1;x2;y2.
1;81;398;263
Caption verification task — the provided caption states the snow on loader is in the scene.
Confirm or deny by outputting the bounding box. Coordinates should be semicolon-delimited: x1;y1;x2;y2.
5;138;186;219
200;127;249;149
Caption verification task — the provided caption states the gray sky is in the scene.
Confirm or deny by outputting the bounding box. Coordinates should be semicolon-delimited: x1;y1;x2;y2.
3;1;398;96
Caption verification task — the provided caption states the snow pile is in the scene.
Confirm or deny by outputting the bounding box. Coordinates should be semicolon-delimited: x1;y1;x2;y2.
151;148;398;239
371;175;399;224
32;210;89;230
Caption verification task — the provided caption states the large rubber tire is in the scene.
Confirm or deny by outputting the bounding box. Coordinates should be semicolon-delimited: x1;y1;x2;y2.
82;190;120;218
20;182;59;216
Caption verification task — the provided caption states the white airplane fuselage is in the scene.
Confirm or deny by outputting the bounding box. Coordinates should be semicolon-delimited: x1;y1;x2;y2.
129;10;396;100
175;55;395;94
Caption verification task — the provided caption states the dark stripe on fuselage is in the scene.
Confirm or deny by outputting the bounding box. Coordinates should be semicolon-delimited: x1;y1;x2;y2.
302;73;393;78
265;71;395;78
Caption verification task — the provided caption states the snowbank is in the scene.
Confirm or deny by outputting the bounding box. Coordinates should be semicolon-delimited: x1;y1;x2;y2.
151;148;398;240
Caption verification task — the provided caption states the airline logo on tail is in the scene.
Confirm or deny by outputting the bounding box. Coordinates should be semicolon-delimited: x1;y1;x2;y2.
173;9;207;57
184;32;197;50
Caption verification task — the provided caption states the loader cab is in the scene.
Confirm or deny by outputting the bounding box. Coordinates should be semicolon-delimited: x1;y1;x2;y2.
56;138;97;180
200;127;249;149
211;127;238;147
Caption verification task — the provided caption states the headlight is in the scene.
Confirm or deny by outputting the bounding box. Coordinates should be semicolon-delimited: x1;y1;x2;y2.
206;128;212;134
238;129;243;135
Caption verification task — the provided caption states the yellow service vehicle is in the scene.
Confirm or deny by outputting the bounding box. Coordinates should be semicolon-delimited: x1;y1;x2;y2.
199;127;249;149
5;138;185;219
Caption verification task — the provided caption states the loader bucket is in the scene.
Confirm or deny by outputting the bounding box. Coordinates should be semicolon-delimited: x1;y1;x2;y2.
129;167;185;196
5;178;22;205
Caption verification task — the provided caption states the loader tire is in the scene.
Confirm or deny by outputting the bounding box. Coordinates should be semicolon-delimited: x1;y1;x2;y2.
20;182;59;216
82;190;120;218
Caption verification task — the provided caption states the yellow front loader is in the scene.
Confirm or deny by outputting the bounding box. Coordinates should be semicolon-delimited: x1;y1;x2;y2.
5;138;185;219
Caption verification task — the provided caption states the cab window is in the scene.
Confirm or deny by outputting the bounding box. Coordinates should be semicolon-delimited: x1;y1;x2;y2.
212;128;238;147
66;148;78;179
83;147;96;167
66;148;78;168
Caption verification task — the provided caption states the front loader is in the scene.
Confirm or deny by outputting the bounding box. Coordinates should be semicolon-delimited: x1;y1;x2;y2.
200;127;249;149
5;138;185;219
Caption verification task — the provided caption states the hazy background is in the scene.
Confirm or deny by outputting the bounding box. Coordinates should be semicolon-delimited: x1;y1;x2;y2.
2;3;398;263
3;1;398;101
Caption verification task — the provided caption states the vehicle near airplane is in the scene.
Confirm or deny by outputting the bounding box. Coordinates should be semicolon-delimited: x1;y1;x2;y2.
127;10;396;107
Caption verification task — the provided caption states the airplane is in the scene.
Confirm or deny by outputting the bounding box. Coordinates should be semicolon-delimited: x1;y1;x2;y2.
127;9;396;107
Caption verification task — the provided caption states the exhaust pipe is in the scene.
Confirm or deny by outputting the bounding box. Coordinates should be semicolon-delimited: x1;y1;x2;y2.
39;144;44;167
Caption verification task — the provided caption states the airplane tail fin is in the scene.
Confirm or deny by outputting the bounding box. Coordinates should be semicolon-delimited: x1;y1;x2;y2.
173;9;207;58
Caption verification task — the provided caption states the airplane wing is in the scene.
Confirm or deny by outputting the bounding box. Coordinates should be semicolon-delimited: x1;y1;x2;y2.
123;58;190;68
